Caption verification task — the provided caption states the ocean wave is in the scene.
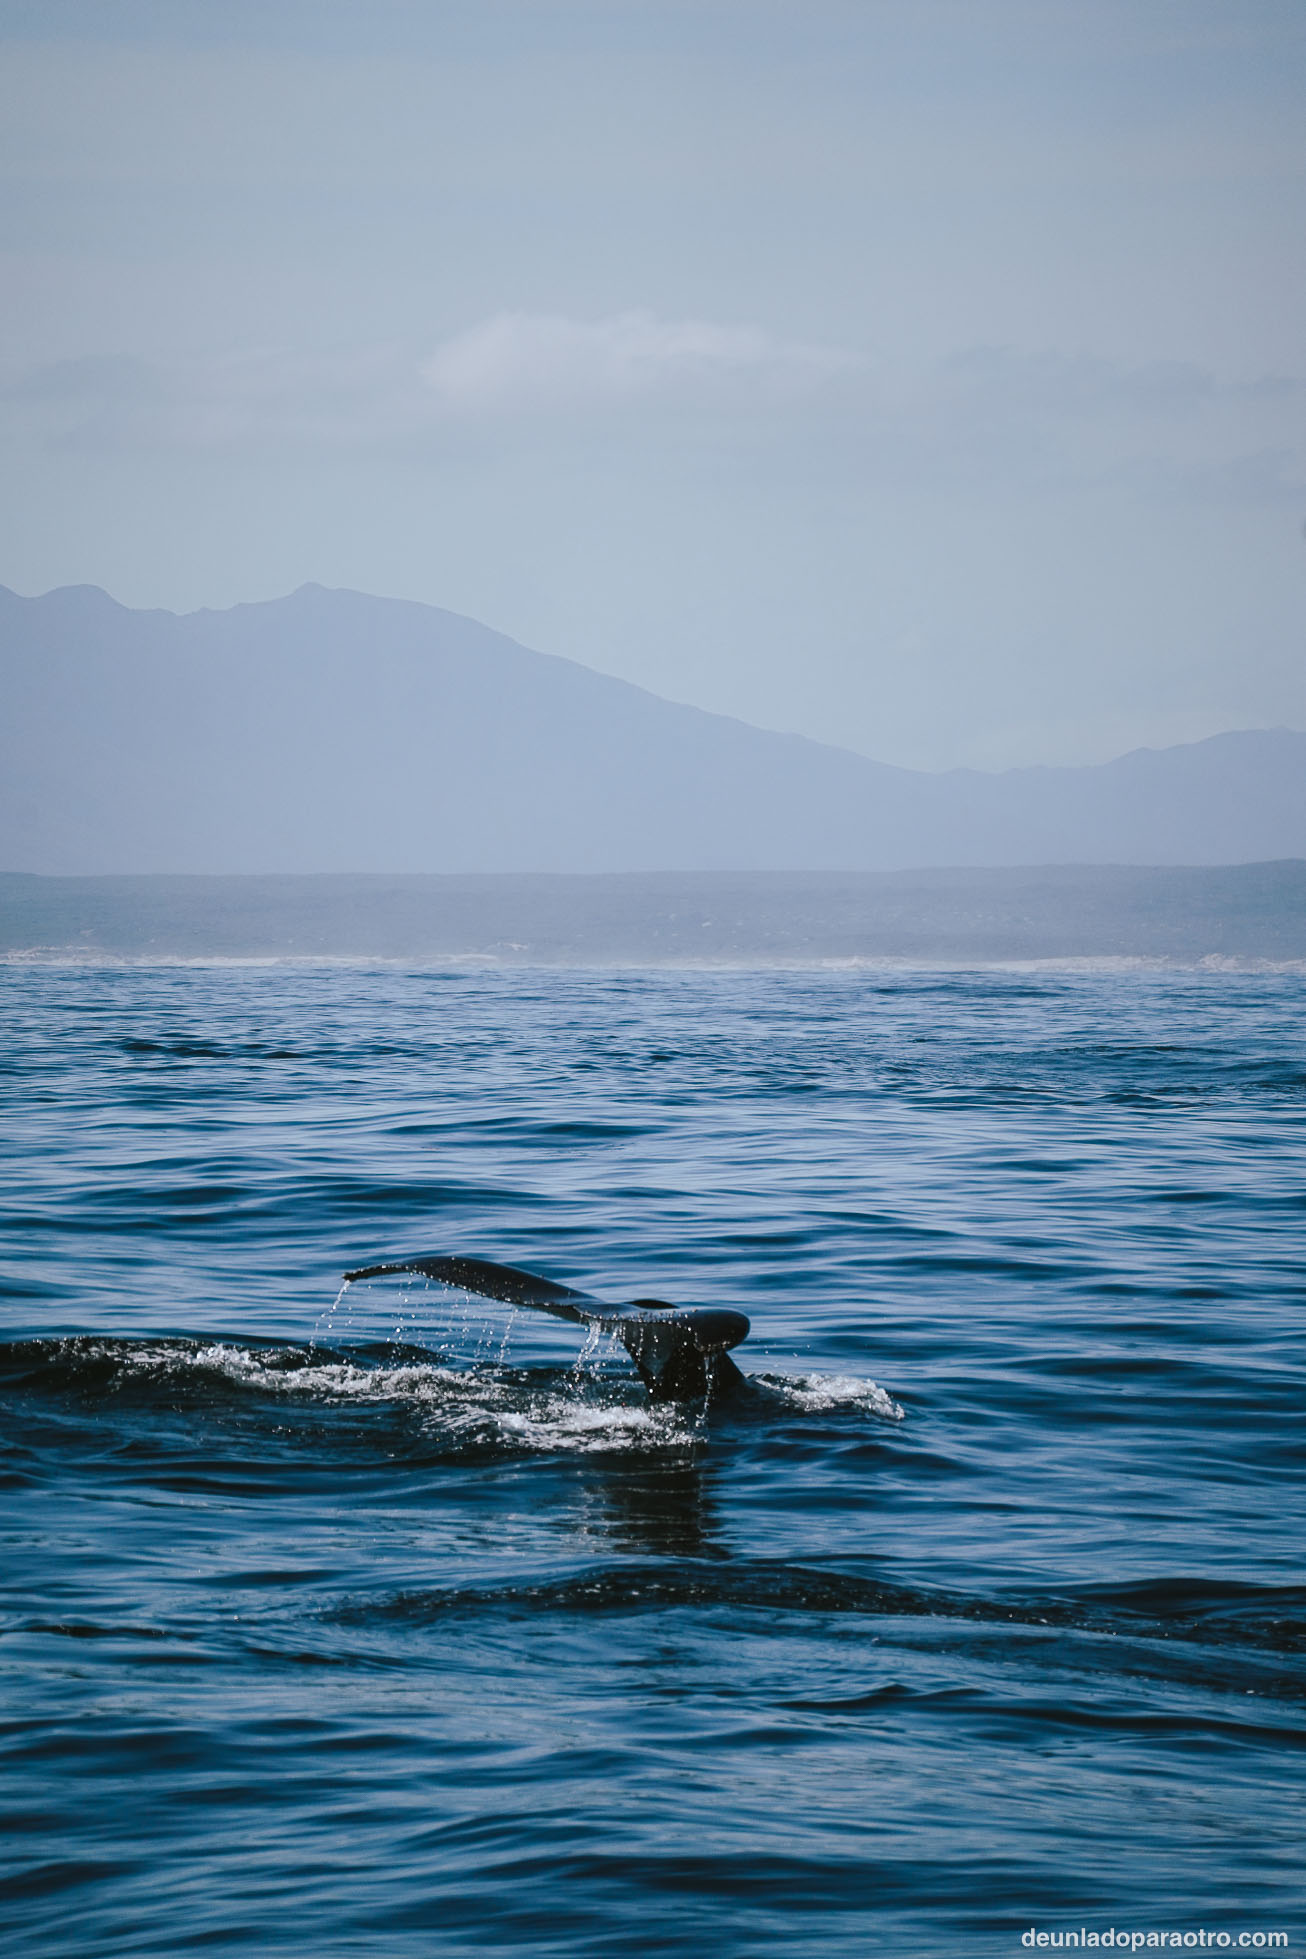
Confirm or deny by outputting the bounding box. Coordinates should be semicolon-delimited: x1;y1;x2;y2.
0;1336;900;1457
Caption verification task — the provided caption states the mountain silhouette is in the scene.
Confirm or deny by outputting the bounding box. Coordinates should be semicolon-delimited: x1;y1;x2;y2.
1;582;1302;873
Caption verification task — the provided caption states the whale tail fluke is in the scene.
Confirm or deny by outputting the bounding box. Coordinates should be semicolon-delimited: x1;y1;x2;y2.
343;1254;598;1317
342;1254;750;1401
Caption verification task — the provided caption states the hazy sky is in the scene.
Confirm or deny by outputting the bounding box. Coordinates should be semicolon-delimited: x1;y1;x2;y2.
1;0;1303;769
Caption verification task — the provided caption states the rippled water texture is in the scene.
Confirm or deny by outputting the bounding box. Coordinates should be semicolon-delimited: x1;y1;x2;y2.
1;964;1303;1956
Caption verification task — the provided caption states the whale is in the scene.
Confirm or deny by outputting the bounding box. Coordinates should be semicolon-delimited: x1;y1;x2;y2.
342;1253;750;1400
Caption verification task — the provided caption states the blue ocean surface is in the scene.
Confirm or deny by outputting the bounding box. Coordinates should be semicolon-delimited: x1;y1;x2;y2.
1;962;1302;1957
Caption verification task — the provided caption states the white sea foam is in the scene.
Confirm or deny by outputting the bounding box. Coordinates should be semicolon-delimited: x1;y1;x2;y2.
109;1341;898;1446
758;1372;905;1421
495;1396;700;1452
181;1343;700;1452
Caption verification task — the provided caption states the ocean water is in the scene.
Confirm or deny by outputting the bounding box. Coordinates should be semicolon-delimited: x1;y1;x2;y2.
1;962;1302;1958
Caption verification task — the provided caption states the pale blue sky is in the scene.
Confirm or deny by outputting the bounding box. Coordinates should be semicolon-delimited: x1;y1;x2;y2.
1;0;1302;768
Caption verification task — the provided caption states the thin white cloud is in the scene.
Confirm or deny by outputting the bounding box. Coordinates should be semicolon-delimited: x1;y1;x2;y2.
418;309;850;413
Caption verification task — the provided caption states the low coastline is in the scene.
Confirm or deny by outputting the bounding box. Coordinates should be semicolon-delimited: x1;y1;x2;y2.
3;863;1303;967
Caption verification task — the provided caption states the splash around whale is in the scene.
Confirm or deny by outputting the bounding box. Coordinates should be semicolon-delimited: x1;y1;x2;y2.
342;1254;751;1401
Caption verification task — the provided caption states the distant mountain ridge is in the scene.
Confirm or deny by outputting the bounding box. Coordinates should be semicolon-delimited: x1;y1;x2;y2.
1;582;1302;873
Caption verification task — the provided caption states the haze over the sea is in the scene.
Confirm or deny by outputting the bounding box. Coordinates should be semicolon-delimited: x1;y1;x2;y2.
1;0;1302;776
